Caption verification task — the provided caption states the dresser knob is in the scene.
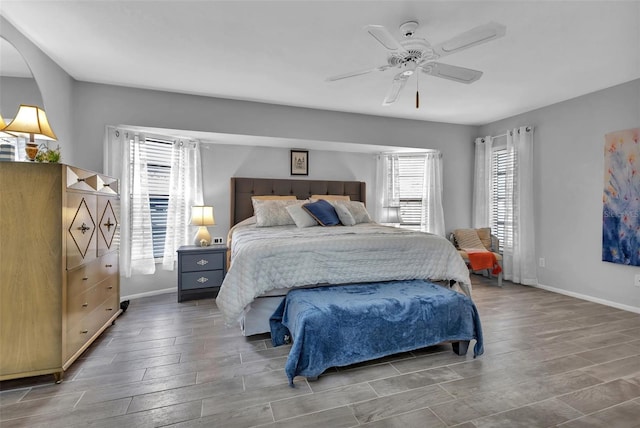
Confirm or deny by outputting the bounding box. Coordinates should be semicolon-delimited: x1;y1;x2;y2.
82;303;88;307
197;276;209;284
196;259;209;266
107;286;113;290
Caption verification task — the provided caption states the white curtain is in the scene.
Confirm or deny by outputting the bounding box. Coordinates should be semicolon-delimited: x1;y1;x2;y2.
504;126;536;285
421;151;445;236
374;153;400;222
104;127;156;277
472;136;493;228
472;127;536;285
162;141;203;270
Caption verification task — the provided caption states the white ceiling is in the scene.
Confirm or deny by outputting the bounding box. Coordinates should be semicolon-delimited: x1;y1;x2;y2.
1;0;639;127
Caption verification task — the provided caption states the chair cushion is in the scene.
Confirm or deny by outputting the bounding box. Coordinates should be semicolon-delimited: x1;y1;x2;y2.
476;228;492;250
453;229;486;250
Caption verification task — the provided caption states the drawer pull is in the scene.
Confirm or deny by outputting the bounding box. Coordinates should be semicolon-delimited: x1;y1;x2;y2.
77;178;86;182
106;308;113;311
103;217;115;232
197;276;209;284
79;223;91;234
82;303;88;307
80;330;88;334
105;264;113;268
82;277;89;281
196;259;209;266
107;286;113;290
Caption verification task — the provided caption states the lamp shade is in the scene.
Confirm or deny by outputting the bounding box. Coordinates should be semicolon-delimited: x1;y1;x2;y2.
0;113;16;138
3;104;57;142
381;206;402;224
190;206;215;226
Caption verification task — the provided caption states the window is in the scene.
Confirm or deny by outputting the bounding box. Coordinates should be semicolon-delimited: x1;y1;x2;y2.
491;147;515;252
130;138;173;259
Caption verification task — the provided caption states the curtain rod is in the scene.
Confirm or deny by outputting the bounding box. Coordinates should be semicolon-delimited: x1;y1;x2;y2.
480;126;532;143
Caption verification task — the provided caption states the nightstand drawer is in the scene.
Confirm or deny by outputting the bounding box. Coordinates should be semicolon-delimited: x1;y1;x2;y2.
181;252;224;272
181;270;224;290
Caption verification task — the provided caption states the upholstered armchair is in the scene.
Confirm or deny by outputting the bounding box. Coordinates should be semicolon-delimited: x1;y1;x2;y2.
449;228;503;287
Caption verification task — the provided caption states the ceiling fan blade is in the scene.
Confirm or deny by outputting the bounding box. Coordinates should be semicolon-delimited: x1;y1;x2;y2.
421;62;483;84
326;65;391;82
431;22;506;58
364;25;407;52
383;71;411;106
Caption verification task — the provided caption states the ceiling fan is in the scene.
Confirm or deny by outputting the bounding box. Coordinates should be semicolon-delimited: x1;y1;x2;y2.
327;20;506;108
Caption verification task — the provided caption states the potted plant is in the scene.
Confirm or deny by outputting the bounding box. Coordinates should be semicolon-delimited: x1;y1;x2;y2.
35;145;62;163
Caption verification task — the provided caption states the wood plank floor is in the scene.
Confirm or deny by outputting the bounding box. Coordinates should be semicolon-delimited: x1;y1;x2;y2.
2;276;640;427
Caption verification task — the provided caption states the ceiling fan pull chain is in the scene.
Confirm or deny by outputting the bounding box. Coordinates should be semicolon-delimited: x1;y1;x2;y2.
416;74;420;109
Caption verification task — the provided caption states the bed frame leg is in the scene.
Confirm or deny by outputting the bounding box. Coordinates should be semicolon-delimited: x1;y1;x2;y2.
452;340;470;356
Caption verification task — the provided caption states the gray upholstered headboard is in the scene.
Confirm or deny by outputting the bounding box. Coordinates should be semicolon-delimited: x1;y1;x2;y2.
230;177;366;226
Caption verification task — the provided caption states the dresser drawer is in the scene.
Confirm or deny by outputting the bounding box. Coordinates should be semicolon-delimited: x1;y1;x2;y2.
66;295;119;359
66;276;118;328
67;253;118;296
181;270;224;290
181;252;224;272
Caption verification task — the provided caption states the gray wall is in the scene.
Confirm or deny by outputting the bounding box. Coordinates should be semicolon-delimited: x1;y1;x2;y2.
0;76;42;118
479;79;640;311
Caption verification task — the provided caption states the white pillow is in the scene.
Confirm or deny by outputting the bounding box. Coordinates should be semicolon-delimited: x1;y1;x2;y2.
336;201;371;224
252;199;301;227
334;203;355;226
286;204;318;228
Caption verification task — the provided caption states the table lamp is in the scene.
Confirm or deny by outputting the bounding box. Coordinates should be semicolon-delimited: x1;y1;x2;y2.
190;206;215;246
2;104;57;161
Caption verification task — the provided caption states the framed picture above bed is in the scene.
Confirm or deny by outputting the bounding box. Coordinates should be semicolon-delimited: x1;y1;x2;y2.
290;150;308;176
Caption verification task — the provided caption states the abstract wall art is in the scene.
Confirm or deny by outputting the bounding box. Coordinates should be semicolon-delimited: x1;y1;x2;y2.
602;128;640;266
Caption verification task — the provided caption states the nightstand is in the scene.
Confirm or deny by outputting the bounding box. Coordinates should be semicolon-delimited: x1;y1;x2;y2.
176;244;227;302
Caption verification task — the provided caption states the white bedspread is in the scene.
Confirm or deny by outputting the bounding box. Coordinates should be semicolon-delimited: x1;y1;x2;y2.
216;222;471;324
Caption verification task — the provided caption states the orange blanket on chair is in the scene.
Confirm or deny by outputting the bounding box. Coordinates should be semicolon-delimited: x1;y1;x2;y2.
464;249;502;275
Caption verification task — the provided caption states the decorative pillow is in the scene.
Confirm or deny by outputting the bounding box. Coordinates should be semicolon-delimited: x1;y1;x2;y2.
336;201;372;224
334;203;356;226
310;194;350;202
252;199;301;227
251;195;296;201
453;229;486;250
286;204;318;228
476;227;492;250
303;199;341;226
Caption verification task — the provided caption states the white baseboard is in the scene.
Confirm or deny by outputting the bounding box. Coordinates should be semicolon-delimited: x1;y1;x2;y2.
533;282;640;314
121;287;177;301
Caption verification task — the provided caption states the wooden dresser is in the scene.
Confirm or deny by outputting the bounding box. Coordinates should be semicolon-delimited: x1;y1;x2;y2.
0;163;122;382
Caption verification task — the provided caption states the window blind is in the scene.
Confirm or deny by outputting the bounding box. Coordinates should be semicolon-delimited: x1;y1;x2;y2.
397;155;425;229
131;138;173;259
491;148;515;252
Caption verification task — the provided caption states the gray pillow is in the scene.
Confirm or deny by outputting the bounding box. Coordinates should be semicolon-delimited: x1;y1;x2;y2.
334;203;356;226
336;201;371;224
252;199;301;227
286;204;318;228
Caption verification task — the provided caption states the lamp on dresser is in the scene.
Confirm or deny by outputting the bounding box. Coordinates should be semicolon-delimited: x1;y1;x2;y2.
1;104;57;160
190;205;215;246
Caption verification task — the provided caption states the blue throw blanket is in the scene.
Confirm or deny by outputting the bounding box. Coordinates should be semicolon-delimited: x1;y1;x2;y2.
270;279;483;385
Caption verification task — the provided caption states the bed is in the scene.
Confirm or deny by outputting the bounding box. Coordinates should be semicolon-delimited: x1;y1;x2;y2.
215;177;472;335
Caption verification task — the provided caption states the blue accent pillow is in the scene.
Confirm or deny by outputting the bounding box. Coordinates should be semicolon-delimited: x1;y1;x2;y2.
302;199;341;226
